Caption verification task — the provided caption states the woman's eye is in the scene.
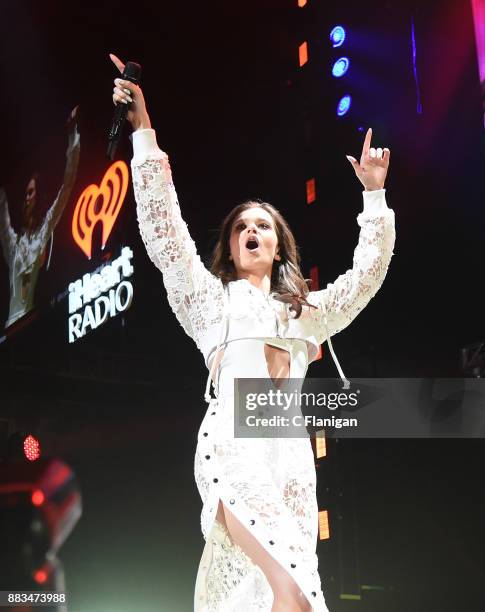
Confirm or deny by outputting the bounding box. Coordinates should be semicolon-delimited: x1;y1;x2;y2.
259;223;270;229
236;223;245;231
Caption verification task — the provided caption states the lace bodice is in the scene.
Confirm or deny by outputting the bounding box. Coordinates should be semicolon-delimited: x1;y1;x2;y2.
131;129;395;378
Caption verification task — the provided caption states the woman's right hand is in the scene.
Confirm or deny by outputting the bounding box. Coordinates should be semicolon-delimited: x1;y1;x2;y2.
109;53;151;131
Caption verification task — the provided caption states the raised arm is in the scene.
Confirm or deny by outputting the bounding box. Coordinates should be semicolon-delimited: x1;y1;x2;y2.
307;188;395;341
307;128;395;341
37;107;81;248
108;53;225;348
130;129;224;346
0;189;17;267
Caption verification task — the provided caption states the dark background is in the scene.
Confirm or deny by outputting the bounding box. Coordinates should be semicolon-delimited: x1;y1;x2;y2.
0;0;484;610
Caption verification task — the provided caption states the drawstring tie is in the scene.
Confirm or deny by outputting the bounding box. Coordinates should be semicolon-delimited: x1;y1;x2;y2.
321;297;350;389
203;286;350;403
204;287;229;404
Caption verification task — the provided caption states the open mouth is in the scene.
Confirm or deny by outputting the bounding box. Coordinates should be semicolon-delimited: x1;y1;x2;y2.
245;238;259;251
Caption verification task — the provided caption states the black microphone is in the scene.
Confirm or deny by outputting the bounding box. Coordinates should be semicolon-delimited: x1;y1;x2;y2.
107;61;142;160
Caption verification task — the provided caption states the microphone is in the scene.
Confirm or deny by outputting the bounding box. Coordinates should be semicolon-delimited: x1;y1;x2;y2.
107;61;142;160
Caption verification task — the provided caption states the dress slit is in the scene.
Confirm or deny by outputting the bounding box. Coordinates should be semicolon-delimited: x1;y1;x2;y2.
195;481;323;611
194;396;325;611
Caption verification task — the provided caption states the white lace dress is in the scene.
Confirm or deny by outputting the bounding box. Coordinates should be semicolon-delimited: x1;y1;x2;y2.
0;127;80;328
130;129;396;611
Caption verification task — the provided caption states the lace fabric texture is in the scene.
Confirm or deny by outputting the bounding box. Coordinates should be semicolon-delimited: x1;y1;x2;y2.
132;153;395;359
200;519;273;611
131;150;396;612
132;154;225;352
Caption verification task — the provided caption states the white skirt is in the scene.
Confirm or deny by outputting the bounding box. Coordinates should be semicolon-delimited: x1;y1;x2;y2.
193;395;330;612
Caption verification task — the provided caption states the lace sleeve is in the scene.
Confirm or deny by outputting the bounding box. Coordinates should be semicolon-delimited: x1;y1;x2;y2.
307;189;396;342
130;129;224;348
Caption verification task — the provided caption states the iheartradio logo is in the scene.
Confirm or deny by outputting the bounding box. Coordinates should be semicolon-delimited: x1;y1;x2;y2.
72;161;129;259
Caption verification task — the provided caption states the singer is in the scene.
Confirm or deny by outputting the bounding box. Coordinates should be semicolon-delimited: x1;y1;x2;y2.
109;52;395;611
0;107;80;329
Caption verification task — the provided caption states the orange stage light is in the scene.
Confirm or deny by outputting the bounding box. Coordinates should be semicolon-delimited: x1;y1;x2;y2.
318;509;330;540
299;41;308;67
315;435;326;458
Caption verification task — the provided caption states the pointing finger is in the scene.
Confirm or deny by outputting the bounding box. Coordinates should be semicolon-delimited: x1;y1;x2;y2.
362;127;372;159
109;53;125;74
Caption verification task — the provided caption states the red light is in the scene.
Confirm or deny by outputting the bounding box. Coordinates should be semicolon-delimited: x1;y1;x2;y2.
33;569;48;584
306;178;316;204
24;434;41;461
31;489;45;506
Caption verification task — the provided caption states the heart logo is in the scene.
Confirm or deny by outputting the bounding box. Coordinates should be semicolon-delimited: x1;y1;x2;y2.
72;160;129;259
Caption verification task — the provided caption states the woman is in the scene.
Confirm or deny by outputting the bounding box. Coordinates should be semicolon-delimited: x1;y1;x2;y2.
0;106;80;329
110;53;395;612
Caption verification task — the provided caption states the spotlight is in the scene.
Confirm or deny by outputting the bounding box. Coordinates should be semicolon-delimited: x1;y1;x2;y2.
337;95;352;116
332;57;350;78
0;457;82;589
330;26;346;48
7;431;41;462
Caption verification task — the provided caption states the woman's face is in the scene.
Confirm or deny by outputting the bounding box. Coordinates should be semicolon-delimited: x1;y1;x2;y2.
23;177;37;225
229;206;280;278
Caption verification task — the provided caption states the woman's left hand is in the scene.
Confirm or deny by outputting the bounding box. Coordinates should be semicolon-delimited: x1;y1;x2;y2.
346;128;390;191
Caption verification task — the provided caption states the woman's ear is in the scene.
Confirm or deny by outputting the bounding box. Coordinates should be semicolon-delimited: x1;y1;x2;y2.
274;249;281;262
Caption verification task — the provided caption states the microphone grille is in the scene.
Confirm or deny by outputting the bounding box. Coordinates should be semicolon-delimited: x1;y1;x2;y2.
123;61;142;83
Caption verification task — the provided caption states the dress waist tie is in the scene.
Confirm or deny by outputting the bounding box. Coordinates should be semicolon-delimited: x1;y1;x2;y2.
204;287;229;404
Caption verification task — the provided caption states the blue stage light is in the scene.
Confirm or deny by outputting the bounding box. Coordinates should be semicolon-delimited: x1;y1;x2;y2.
332;57;350;78
337;95;352;116
330;26;346;48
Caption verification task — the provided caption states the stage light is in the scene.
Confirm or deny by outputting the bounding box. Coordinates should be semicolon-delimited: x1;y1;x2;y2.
306;178;316;204
315;435;326;458
7;431;42;462
337;95;352;116
34;569;48;585
299;41;308;67
332;57;350;78
0;457;82;583
24;434;41;461
319;509;330;540
32;489;45;507
330;26;346;48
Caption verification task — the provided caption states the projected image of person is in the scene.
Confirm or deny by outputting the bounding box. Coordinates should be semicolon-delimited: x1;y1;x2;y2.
0;106;80;329
109;52;395;612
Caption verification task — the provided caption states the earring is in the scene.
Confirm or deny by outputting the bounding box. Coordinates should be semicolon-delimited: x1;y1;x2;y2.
274;253;281;262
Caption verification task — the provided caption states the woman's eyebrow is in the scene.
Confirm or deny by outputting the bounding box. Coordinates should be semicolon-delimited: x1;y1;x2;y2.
233;217;273;226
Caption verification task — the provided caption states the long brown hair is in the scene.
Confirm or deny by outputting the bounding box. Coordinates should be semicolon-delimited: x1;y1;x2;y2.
210;199;317;319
